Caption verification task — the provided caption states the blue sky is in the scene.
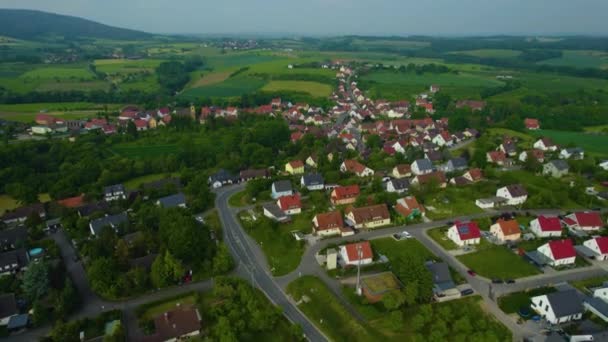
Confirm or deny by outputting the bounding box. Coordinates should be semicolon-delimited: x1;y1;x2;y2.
2;0;607;36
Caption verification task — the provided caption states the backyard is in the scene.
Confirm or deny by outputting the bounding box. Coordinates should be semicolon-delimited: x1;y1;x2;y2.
456;244;541;279
498;287;556;314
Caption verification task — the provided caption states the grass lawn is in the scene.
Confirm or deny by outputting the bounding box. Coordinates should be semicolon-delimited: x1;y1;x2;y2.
457;245;540;279
498;287;556;314
423;184;489;220
37;193;51;203
261;80;333;97
138;293;197;321
427;227;458;251
239;210;306;276
110;144;180;159
531;129;608;157
228;190;251;207
584;125;608;133
371;237;437;262
0;195;20;215
287;276;381;341
571;275;608;294
123;173;178;190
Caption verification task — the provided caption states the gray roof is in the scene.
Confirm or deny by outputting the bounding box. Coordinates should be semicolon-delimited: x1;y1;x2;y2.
584;296;608;318
505;184;528;197
90;213;128;235
263;203;289;222
157;193;186;208
272;180;293;193
0;227;27;249
0;294;17;319
104;184;125;195
46;218;61;227
0;249;28;270
389;178;410;190
209;169;237;183
426;262;454;285
547;159;569;171
545;290;583;317
564;147;584;154
425;151;443;162
302;174;324;186
414;158;433;171
448;157;468;169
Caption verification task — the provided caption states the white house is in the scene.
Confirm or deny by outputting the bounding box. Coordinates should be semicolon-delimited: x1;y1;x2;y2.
104;184;126;202
533;138;558;152
339;241;373;267
496;184;528;206
300;174;325;191
584;236;608;261
563;212;604;231
276;194;302;215
446;221;481;247
537;239;576;266
530;216;563;238
531;290;583;325
385;178;409;194
411;159;434;176
600;161;608;171
560;148;584;160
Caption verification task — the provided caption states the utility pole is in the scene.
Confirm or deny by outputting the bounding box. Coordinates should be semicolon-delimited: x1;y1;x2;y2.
356;244;362;295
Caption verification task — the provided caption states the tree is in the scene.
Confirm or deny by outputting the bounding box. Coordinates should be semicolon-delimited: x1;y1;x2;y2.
126;121;138;138
151;251;185;288
366;134;382;149
22;261;50;301
387;310;404;330
212;244;234;275
382;290;406;310
433;93;452;111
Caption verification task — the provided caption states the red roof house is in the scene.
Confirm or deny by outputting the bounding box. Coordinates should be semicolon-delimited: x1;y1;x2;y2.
525;118;540;130
277;194;302;215
584;237;608;260
57;194;86;208
538;239;576;266
564;212;604;231
447;221;481;246
339;241;373;266
331;185;360;205
530;215;563;237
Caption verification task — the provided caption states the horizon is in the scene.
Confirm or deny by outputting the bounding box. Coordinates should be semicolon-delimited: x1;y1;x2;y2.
1;0;608;37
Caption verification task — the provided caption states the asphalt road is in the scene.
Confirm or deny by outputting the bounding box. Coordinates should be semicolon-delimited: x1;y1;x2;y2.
215;185;329;342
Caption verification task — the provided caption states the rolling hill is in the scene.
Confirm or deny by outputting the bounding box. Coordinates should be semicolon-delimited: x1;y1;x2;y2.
0;9;152;40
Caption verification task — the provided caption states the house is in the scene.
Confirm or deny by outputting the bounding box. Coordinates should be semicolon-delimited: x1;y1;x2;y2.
496;184;528;206
239;169;269;181
429;84;440;93
0;249;29;275
456;100;486;111
475;197;507;209
271;180;293;199
499;142;518;157
89;213;128;236
519;149;546;163
312;211;345;237
533;138;558;152
345;204;391;229
360;272;402;303
425;150;444;163
447;221;481;247
444;157;468;173
340;160;374;177
277;194;302;215
560;148;584;160
1;203;46;225
563;212;604;231
330;185;360;205
142;307;202;342
156;193;186;208
285;160;305;175
525;118;540;130
490;219;521;242
531;290;583;325
104;184;126;202
208;169;238;189
583;236;608;260
537;239;576;266
600;160;608;171
411;159;434;175
463;168;483;182
306;155;318;168
385;178;409;194
339;241;373;267
395;196;425;219
411;171;447;187
392;164;411;178
486;151;507;165
262;203;289;223
0;228;27;251
56;194;86;208
0;294;18;326
301;174;325;191
426;262;460;301
530;215;563;238
77;201;109;217
45;218;62;232
543;160;569;178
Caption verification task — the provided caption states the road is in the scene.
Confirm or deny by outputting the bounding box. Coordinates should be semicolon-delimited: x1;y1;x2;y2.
215;185;329;342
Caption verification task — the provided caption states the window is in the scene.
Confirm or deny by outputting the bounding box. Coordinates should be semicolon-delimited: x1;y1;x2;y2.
545;305;549;311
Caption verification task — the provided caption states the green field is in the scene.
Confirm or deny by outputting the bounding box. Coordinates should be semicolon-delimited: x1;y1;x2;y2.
351;39;431;51
179;76;266;99
361;70;503;99
244;58;336;77
531;129;608;157
0;195;20;215
206;53;280;69
20;65;95;80
123;173;179;190
539;50;608;69
451;49;522;58
287;276;381;341
584;125;608;133
457;245;540;279
261;80;333;97
0;102;117;122
94;59;164;74
371;237;436;262
111;144;180;159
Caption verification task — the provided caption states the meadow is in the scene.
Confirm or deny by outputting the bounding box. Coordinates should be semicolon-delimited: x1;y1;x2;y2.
261;80;333;97
538;50;608;69
19;65;95;80
531;129;608;157
179;76;266;99
94;59;164;74
450;49;522;58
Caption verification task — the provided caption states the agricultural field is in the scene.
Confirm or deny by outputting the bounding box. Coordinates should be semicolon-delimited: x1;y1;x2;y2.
0;102;118;122
351;39;431;51
206;53;280;69
450;49;522;58
538;50;608;69
531;129;608;157
179;76;266;99
19;65;95;80
261;80;333;97
187;69;236;88
243;58;336;77
360;70;504;100
94;59;164;74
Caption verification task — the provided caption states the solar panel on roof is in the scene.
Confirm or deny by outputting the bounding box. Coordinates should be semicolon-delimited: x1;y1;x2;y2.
458;225;470;234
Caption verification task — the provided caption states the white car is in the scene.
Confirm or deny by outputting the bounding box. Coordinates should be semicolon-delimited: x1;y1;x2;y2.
401;231;412;239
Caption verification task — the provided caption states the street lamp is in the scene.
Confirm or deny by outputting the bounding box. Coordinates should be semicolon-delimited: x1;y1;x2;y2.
356;244;363;295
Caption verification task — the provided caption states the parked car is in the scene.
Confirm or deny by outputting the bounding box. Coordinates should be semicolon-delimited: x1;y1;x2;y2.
461;289;474;296
401;231;412;239
492;279;504;284
467;269;476;276
506;279;516;284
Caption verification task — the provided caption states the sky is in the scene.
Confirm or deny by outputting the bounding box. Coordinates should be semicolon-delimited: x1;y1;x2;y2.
1;0;608;36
